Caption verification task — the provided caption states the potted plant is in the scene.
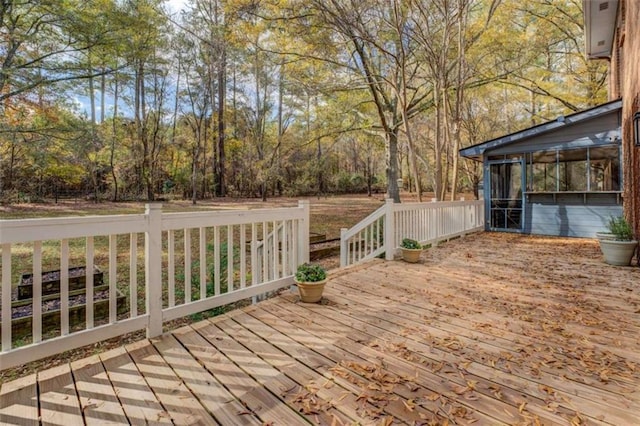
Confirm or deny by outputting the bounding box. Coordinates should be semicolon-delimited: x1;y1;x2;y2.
598;216;638;266
400;238;423;263
294;263;327;303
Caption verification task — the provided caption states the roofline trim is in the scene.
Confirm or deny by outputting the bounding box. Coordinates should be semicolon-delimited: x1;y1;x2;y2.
459;99;622;161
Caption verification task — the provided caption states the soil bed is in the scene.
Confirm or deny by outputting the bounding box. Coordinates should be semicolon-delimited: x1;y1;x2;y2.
11;290;110;319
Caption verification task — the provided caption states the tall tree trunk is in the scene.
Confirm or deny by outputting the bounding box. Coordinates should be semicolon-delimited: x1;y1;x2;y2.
442;87;451;201
216;47;226;197
450;0;467;201
88;55;99;203
110;65;119;201
387;128;401;203
434;82;444;201
100;68;106;123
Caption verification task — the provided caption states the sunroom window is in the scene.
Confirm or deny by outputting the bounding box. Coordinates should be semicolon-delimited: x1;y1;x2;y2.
526;145;620;192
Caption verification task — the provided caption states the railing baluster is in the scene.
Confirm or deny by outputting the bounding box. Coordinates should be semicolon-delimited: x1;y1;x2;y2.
200;227;207;300
282;221;288;278
60;239;69;336
272;221;279;280
251;223;258;286
2;243;12;351
214;226;220;296
86;236;94;329
365;225;370;258
109;235;117;323
240;224;246;289
227;225;234;292
130;233;137;317
32;242;42;343
184;229;191;303
262;222;268;282
168;230;175;307
291;220;299;270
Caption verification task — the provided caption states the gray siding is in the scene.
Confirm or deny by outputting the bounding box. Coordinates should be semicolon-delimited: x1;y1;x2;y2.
523;196;622;237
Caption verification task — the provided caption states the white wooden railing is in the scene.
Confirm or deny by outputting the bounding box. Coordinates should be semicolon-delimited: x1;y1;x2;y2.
0;201;309;370
340;199;484;267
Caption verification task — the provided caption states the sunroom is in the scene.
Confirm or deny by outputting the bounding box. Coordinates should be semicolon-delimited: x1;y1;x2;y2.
460;99;623;237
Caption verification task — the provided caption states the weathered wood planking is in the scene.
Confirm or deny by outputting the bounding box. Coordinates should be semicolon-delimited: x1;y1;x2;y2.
269;295;600;425
191;317;352;425
248;302;515;425
71;354;129;425
1;233;639;425
0;373;38;425
98;346;172;425
352;260;640;387
207;315;370;424
125;340;218;426
228;310;440;424
172;324;310;425
38;363;84;426
150;333;262;425
315;279;638;424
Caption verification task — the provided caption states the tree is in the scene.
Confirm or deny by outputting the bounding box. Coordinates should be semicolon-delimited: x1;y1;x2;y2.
305;0;435;202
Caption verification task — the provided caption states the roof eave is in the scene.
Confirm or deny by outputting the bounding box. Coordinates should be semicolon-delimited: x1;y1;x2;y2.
459;99;622;160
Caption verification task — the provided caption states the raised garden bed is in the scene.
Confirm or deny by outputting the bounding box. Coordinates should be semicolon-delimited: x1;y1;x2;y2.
3;284;127;341
309;232;326;244
18;266;103;300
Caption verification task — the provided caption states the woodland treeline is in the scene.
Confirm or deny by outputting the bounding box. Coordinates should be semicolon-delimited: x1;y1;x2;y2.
0;0;607;204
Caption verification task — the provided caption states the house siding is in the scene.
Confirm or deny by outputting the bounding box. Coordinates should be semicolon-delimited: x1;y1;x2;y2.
524;194;622;238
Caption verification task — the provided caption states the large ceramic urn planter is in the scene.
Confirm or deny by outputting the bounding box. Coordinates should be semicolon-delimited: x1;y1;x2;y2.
295;279;327;303
598;239;638;266
401;248;422;263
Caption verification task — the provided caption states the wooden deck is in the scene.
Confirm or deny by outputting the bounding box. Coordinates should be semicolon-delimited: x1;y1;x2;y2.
2;233;639;425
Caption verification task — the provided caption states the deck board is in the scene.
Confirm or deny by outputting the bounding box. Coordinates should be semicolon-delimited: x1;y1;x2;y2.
0;373;38;425
38;363;84;426
2;233;639;425
125;339;218;426
251;302;514;425
71;354;129;425
151;333;262;425
172;324;309;425
263;296;569;425
98;346;171;425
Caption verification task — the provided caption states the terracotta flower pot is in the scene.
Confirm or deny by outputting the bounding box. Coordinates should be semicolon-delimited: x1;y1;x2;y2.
295;279;327;303
401;248;422;263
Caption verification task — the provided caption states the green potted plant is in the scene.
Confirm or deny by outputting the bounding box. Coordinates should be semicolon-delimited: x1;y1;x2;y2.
598;216;638;266
294;263;327;303
400;238;422;263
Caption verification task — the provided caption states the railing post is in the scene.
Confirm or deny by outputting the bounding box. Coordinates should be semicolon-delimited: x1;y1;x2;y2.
145;203;163;338
298;200;310;265
340;228;348;267
384;198;395;260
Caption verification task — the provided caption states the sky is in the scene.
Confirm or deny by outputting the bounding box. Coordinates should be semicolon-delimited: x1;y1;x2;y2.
166;0;187;13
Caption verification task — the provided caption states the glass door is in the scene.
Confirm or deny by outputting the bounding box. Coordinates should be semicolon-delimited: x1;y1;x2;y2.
489;160;523;231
